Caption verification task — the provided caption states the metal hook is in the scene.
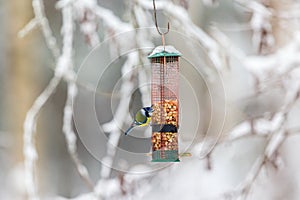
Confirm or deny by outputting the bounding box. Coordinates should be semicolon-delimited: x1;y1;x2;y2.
153;0;170;36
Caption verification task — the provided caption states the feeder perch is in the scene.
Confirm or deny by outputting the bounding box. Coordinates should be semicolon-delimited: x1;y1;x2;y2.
148;45;181;162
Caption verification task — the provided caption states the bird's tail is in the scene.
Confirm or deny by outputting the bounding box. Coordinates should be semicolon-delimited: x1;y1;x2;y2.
124;124;135;135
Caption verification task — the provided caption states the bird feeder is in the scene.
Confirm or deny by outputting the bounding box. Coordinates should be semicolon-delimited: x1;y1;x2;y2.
148;46;181;162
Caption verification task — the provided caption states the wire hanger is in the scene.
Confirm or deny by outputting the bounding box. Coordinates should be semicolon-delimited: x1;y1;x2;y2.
152;0;170;138
153;0;170;49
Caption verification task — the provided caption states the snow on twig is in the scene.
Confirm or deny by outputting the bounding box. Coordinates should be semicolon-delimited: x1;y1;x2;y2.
23;3;69;197
93;5;132;33
223;113;286;199
228;130;287;200
19;0;60;60
23;75;62;200
66;0;143;181
233;0;274;54
224;75;300;199
244;35;300;84
18;18;39;38
57;0;148;197
63;78;94;190
60;6;95;190
23;1;95;198
217;23;300;198
71;0;100;47
22;12;76;195
101;52;139;178
90;52;139;200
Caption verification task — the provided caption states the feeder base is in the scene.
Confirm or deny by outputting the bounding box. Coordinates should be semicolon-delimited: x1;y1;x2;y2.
152;150;180;162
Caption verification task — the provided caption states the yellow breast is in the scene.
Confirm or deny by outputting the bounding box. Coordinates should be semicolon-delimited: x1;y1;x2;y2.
140;117;151;127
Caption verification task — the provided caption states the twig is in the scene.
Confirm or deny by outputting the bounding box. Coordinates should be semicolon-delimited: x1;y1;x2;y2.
23;1;95;198
223;77;300;199
60;5;95;190
63;79;94;190
19;0;60;60
24;75;62;200
100;52;139;179
93;5;132;33
69;2;140;183
234;129;287;200
18;18;39;38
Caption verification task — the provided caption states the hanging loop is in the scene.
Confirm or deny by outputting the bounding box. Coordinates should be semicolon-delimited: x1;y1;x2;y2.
153;0;170;36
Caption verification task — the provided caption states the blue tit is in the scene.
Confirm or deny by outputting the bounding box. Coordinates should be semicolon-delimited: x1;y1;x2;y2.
124;107;153;135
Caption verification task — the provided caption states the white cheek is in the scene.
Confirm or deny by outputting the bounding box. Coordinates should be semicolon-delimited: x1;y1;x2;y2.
140;109;146;116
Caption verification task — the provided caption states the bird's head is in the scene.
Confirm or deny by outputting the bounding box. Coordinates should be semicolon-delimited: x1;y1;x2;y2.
144;106;154;117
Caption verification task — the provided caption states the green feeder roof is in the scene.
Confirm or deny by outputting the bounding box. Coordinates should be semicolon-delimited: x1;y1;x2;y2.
148;45;181;58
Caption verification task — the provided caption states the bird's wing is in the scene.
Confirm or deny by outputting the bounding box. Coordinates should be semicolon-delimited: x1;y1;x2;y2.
135;111;148;124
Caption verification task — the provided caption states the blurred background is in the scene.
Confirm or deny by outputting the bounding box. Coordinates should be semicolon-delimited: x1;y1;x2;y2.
1;0;300;199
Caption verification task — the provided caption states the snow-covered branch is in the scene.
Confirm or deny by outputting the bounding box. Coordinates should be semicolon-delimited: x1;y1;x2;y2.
23;75;61;200
22;1;95;199
19;0;60;60
60;5;95;190
223;65;300;200
101;52;139;180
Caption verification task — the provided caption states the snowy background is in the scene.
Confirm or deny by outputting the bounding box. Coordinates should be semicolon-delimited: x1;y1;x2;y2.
1;0;300;199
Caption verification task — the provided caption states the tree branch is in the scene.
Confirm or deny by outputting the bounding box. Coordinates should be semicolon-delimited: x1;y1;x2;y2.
19;0;60;60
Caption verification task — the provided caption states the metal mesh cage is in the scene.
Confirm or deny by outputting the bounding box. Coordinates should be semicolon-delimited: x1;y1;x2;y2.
149;47;181;162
